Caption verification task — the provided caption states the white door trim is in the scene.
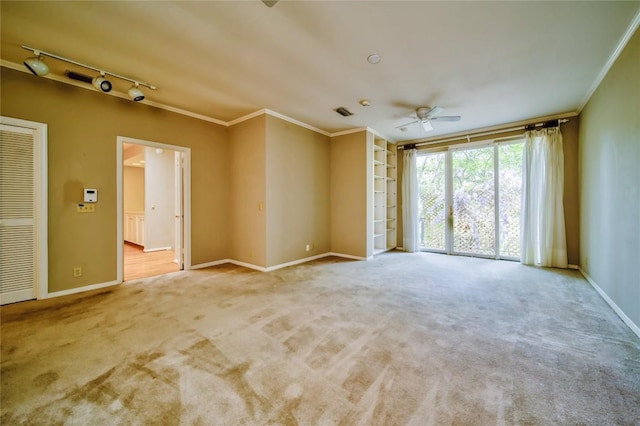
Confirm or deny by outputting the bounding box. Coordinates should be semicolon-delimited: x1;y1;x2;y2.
116;136;191;283
174;151;183;268
0;116;48;300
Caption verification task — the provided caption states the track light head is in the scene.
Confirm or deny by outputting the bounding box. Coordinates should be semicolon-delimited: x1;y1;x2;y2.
128;84;144;102
92;74;112;93
23;55;49;76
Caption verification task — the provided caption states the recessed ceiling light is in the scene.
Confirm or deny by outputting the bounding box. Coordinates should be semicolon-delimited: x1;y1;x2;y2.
367;54;381;64
359;99;371;107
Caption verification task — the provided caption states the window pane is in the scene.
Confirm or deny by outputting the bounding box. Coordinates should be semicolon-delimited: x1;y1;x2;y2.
417;153;446;251
452;146;495;255
498;142;524;258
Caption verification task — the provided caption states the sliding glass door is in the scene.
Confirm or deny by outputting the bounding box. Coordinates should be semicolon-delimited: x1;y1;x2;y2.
417;141;523;259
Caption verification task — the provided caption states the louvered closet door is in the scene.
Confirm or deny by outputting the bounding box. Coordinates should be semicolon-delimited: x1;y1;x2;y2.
0;124;37;304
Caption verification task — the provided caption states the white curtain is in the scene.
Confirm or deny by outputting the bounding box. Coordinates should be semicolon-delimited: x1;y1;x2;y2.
402;147;420;252
521;127;568;268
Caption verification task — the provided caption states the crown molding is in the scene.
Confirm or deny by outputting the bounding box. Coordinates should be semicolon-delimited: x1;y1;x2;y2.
264;109;331;136
226;109;267;126
366;126;394;142
328;127;368;138
578;8;640;113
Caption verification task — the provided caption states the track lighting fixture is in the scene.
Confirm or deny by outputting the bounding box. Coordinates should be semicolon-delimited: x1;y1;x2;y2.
23;54;49;76
21;45;157;101
92;73;112;93
128;84;145;102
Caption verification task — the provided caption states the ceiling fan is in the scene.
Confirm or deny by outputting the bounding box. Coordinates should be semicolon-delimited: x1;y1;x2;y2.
397;106;461;132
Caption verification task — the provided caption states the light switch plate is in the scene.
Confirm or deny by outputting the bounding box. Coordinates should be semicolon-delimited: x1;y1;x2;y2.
77;203;95;213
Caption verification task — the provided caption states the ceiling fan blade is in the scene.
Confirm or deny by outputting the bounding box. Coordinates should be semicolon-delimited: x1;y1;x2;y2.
426;106;443;118
396;119;419;129
262;0;278;7
430;115;461;122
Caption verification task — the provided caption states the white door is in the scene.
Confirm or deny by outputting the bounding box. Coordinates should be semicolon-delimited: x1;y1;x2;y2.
0;119;48;304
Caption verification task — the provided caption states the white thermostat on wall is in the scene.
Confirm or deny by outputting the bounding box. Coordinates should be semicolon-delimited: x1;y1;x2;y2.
84;188;98;203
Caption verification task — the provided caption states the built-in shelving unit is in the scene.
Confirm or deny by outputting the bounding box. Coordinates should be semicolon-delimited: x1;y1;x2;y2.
372;136;397;255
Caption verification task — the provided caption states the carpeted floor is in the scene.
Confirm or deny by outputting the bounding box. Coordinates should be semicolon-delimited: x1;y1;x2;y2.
1;252;639;425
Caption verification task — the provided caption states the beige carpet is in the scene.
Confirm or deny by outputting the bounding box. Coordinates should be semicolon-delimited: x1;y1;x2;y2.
2;252;639;425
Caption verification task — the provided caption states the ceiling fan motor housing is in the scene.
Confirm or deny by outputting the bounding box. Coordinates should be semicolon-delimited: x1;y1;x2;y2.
416;107;432;119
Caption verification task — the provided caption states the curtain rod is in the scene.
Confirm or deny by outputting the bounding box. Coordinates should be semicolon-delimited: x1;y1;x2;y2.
399;118;569;149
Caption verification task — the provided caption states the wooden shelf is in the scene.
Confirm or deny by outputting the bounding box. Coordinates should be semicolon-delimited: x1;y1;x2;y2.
371;137;397;256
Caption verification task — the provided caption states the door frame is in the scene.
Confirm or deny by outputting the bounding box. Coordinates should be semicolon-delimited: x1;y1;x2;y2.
174;151;183;268
116;136;191;283
0;116;48;301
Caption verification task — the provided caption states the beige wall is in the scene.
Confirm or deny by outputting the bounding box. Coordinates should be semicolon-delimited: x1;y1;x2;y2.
330;131;369;258
123;166;144;212
562;118;580;266
579;28;639;328
1;67;229;292
228;115;267;267
265;115;330;267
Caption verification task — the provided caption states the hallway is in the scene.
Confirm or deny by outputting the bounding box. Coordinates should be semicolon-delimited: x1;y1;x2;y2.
124;243;179;281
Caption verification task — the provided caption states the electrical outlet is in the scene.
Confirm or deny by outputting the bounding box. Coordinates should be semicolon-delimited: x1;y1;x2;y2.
305;244;313;251
73;267;82;277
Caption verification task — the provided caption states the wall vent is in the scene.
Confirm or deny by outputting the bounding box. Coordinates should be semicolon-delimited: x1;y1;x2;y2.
334;107;354;117
65;70;93;84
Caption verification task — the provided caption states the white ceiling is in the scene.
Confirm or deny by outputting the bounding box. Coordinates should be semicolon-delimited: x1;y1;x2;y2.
1;1;639;142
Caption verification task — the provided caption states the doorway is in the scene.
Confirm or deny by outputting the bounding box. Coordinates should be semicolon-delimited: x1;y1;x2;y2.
416;140;524;259
117;137;191;282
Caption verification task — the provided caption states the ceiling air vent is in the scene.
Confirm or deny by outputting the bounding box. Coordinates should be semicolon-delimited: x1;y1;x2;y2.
335;107;354;117
65;70;93;84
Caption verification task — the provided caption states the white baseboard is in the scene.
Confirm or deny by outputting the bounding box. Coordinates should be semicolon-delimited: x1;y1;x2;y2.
192;252;371;273
568;264;579;270
264;253;335;272
192;258;268;272
191;259;232;270
46;280;120;299
143;246;172;253
329;252;370;261
578;267;640;339
228;259;268;272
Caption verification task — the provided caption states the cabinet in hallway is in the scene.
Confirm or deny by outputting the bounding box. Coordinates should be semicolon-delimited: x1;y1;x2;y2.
124;212;145;246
